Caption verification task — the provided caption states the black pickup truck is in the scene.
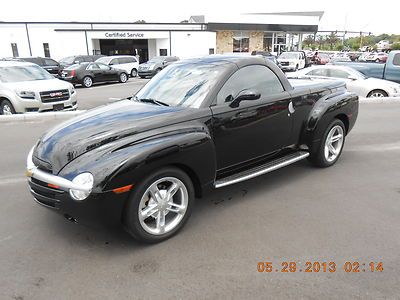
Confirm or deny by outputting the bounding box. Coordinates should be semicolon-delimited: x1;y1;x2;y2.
26;56;359;243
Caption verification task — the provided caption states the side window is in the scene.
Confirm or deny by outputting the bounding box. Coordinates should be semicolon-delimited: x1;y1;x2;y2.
110;58;119;65
98;63;110;70
75;56;84;63
87;63;100;70
329;69;350;79
44;58;57;66
307;68;328;77
217;65;284;105
393;53;400;66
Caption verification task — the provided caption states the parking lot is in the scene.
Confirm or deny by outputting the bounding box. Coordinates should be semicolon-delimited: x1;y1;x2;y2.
0;76;400;298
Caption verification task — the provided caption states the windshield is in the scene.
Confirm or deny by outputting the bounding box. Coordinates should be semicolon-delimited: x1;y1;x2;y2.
59;56;75;64
134;63;225;108
279;53;298;59
148;57;164;63
95;57;110;64
0;65;54;83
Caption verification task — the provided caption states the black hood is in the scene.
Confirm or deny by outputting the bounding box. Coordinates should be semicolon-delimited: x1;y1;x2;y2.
33;100;191;174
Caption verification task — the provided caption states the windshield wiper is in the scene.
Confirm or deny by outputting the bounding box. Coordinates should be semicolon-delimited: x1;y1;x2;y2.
133;96;169;107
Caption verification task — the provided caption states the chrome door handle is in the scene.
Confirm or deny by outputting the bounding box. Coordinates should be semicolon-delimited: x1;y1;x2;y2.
288;101;295;114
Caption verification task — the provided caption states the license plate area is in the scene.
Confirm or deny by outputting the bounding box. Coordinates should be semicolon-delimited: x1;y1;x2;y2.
53;104;64;111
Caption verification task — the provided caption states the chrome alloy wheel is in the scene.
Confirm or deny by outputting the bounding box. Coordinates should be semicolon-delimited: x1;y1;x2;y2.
2;104;12;115
369;91;386;98
324;125;344;162
138;177;188;235
83;76;93;87
120;73;127;82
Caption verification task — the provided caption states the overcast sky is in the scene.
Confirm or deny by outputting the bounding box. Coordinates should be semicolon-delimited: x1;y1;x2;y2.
0;0;398;35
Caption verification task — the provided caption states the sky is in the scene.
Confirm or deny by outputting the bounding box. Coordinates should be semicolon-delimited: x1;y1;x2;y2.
0;0;398;35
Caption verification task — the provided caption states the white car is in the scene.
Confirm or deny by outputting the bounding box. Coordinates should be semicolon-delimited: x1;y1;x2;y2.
277;51;306;71
0;61;77;115
96;55;139;77
288;65;400;98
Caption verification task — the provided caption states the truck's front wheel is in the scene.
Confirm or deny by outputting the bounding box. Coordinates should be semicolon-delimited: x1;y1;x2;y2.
123;167;194;243
308;119;346;168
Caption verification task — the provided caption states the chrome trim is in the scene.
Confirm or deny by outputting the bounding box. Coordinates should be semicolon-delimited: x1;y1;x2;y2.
215;152;310;188
26;147;91;192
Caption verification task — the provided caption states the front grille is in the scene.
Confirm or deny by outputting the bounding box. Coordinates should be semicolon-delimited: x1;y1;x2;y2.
40;89;70;103
29;177;65;209
280;62;289;66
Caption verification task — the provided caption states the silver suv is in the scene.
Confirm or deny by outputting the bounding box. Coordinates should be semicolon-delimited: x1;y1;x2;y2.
0;61;77;115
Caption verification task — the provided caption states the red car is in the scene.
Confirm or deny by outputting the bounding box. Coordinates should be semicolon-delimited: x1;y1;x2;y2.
314;53;331;65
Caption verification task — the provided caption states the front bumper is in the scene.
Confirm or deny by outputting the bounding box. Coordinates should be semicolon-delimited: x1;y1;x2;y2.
26;148;127;228
12;93;77;113
138;70;156;77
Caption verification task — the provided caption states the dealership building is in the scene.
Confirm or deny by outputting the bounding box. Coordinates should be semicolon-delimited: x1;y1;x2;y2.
0;12;322;62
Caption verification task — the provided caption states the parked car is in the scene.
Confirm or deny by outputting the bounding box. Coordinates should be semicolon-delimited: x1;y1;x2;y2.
289;65;400;98
59;55;105;70
366;52;388;63
26;55;358;243
138;56;179;78
1;57;61;76
357;52;371;62
331;50;400;83
96;55;139;77
277;51;307;71
59;62;129;88
0;61;77;115
314;53;331;65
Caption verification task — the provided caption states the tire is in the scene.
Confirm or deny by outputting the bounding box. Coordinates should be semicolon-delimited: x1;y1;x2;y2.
375;58;380;63
130;69;137;77
155;68;162;74
123;167;195;243
367;89;388;98
82;76;93;88
119;72;128;83
0;99;16;115
295;64;299;71
308;119;346;168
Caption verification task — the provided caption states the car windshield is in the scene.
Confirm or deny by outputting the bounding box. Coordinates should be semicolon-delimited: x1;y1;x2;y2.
0;65;53;83
59;56;75;64
96;57;110;64
148;57;164;63
134;63;225;108
279;53;298;59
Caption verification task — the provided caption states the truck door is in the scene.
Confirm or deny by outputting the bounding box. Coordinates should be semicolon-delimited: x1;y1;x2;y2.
210;65;293;170
385;52;400;84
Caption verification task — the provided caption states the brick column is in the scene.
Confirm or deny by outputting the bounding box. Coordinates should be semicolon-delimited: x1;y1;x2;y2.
216;31;233;54
249;31;264;53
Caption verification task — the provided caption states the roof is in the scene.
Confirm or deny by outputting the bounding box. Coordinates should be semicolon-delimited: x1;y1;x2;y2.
178;54;271;68
0;61;36;67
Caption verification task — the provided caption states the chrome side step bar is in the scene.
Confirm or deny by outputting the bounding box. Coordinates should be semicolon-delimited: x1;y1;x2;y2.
214;151;309;188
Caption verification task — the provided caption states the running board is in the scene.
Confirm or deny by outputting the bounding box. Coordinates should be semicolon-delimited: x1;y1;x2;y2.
214;151;309;188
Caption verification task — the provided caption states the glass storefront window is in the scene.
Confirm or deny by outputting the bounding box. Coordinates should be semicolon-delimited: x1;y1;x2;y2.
233;31;249;52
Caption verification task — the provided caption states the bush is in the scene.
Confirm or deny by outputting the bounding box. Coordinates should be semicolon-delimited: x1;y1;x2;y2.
392;43;400;50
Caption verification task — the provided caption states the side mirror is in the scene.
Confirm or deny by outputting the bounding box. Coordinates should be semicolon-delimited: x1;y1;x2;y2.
109;62;114;65
74;60;79;64
229;89;261;108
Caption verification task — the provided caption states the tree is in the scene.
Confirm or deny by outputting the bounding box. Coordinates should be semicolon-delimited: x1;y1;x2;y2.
134;20;146;23
303;35;315;48
316;35;325;49
326;32;340;50
392;43;400;50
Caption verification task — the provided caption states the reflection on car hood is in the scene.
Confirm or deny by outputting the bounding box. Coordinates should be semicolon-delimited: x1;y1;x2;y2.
33;100;188;174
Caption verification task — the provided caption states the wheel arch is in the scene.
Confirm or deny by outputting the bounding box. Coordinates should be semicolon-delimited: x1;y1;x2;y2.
334;113;349;134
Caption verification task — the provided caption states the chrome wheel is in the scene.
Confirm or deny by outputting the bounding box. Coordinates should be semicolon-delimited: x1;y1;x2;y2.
138;177;188;235
120;73;127;82
2;104;13;115
369;91;386;98
131;69;137;77
324;125;344;162
83;76;92;88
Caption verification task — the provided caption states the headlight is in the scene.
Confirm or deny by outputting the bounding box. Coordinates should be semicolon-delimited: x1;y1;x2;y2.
69;172;94;201
16;91;36;99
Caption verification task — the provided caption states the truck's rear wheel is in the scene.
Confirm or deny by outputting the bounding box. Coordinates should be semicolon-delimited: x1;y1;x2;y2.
123;167;194;243
308;119;346;168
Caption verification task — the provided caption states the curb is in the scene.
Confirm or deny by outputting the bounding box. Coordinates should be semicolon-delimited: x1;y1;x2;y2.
359;97;400;103
0;110;85;123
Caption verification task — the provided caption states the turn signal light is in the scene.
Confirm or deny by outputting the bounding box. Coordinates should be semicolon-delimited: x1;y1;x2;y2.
112;184;133;194
71;70;76;77
48;183;60;189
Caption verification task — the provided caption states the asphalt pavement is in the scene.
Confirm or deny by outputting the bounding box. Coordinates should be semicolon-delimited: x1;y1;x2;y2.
0;101;400;299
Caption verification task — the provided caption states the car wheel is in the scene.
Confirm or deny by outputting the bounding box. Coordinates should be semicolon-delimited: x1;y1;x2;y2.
130;69;137;77
82;76;93;88
123;167;194;243
119;73;128;83
367;89;388;98
295;64;299;71
0;99;16;115
308;119;346;168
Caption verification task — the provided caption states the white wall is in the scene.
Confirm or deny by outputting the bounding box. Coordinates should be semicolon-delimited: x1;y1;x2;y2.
148;39;157;58
0;24;31;57
155;39;169;56
171;31;216;58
